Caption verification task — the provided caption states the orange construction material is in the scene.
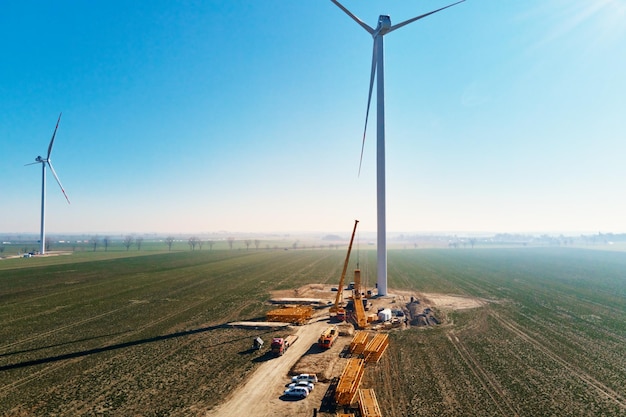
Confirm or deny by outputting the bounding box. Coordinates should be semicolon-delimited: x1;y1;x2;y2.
363;333;389;363
335;358;365;405
358;389;382;417
265;305;312;325
349;330;370;355
352;269;368;329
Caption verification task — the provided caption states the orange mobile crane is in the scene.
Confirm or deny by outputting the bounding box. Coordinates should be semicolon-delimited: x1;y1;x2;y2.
330;220;359;321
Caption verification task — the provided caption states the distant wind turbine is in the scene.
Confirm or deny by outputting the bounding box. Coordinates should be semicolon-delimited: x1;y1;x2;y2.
25;113;71;255
330;0;465;296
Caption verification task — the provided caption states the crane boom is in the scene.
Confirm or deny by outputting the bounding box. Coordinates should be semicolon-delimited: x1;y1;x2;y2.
353;269;368;328
330;220;359;318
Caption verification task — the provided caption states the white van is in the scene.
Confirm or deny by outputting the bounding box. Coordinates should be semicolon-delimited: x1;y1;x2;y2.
291;373;318;384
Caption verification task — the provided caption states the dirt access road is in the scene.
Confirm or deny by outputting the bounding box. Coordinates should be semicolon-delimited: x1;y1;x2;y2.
206;319;330;417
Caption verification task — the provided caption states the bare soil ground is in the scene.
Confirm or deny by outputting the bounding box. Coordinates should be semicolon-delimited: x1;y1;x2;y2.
206;318;348;417
271;284;483;316
205;285;484;417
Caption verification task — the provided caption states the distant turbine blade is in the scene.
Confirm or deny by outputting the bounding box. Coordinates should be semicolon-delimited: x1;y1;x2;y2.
388;0;465;33
359;39;377;177
47;112;62;159
47;161;71;204
330;0;375;34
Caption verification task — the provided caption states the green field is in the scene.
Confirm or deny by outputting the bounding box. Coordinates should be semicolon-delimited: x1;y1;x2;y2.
1;248;625;416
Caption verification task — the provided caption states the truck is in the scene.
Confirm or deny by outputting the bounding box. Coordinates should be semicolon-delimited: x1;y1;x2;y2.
270;334;298;356
318;325;339;349
337;310;347;321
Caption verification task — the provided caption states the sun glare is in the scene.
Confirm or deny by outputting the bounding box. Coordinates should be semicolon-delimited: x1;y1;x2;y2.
523;0;626;55
596;0;626;40
548;0;626;46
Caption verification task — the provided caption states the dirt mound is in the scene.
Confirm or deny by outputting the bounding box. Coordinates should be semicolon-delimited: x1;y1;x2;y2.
290;335;349;383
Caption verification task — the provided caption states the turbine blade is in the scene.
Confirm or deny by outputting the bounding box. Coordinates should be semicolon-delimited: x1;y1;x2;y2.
359;39;377;177
388;0;465;33
330;0;375;34
47;161;71;204
47;112;62;159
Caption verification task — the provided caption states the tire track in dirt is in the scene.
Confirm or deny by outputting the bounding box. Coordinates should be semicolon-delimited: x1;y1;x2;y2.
65;299;242;416
0;268;208;340
377;350;409;417
0;358;75;397
515;308;626;357
0;304;133;354
0;255;250;353
0;272;225;397
447;330;519;417
0;269;147;309
0;252;242;323
1;252;337;413
490;311;626;410
0;305;70;328
0;294;214;398
26;255;314;414
270;252;337;289
205;320;329;417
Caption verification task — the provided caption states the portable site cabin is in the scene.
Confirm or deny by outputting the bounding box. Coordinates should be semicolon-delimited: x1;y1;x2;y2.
377;308;392;322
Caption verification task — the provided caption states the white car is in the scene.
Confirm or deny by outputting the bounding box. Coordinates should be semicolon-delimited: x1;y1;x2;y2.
283;386;309;399
287;381;314;392
291;373;318;384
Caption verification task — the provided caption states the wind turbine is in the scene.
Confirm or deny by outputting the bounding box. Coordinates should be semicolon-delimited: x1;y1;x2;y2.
25;113;71;255
330;0;465;296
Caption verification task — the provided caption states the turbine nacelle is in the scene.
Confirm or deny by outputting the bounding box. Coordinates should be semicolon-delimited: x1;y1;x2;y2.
374;15;391;36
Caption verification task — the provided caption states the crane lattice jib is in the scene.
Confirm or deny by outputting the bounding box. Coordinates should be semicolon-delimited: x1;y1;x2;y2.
331;220;359;313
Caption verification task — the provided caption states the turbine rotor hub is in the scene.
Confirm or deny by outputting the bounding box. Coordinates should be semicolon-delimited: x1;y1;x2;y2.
376;15;391;35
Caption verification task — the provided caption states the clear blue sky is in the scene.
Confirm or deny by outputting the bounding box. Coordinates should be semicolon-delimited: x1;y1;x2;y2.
1;0;625;235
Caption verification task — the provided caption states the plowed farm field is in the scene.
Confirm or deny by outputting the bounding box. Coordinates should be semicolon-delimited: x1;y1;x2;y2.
1;247;625;416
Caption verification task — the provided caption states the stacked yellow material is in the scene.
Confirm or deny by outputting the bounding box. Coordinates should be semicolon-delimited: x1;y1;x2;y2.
349;330;370;355
265;305;312;324
358;389;382;417
363;333;389;363
335;358;365;405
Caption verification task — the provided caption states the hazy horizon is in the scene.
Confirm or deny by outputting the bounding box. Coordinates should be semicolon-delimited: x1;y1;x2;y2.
2;228;622;239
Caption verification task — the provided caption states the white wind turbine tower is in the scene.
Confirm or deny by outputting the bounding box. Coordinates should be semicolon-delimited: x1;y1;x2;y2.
330;0;465;296
25;113;71;255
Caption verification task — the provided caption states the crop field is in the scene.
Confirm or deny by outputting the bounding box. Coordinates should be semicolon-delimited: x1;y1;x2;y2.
1;247;625;416
368;249;626;416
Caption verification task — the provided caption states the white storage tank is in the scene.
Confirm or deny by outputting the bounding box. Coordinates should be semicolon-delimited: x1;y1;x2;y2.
378;308;392;322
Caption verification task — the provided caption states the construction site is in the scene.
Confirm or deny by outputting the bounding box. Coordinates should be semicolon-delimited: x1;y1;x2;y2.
221;220;444;417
